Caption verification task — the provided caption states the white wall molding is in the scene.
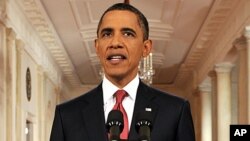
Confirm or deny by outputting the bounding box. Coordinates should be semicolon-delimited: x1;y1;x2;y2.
4;0;64;87
13;0;81;87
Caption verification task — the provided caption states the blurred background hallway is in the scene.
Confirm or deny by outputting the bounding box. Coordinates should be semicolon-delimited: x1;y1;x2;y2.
1;0;250;141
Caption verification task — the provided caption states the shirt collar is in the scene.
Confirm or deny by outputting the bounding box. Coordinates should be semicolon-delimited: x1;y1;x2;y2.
102;74;139;103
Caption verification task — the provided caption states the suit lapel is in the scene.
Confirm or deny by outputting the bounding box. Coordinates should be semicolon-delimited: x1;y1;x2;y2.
79;81;158;141
128;81;159;140
81;84;108;141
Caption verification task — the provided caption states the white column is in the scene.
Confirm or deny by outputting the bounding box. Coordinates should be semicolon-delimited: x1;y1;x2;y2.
6;29;17;141
0;4;6;141
192;90;201;141
208;71;217;141
244;26;250;123
37;65;45;141
199;80;212;141
15;40;24;141
215;63;234;141
0;22;7;141
234;37;248;124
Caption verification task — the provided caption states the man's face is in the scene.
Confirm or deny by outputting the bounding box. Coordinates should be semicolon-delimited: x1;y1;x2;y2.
95;10;152;82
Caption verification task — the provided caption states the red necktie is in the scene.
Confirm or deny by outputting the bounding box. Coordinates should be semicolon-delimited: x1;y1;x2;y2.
113;90;128;140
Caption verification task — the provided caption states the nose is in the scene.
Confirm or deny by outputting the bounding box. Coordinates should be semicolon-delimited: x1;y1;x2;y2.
109;34;123;49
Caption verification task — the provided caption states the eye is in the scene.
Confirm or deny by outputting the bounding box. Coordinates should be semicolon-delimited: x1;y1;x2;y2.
101;32;112;38
100;28;113;38
122;28;136;38
123;31;135;37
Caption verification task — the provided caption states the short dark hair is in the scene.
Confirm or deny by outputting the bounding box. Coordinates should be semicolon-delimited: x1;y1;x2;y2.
96;3;149;41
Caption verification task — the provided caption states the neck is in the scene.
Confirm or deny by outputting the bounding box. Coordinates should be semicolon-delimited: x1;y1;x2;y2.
105;74;137;88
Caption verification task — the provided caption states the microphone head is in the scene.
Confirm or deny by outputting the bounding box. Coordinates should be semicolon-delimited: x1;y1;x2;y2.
106;110;124;133
135;111;153;133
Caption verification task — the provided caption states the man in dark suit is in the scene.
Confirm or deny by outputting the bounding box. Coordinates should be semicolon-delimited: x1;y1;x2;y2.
50;3;195;141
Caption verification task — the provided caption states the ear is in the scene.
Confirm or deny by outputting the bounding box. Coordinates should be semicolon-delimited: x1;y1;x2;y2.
94;39;100;56
142;39;152;57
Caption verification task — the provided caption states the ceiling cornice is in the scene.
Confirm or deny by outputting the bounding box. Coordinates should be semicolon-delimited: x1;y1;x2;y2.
175;0;239;88
175;0;249;91
18;0;81;87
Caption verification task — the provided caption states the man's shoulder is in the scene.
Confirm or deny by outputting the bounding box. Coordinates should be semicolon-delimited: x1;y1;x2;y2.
145;85;191;117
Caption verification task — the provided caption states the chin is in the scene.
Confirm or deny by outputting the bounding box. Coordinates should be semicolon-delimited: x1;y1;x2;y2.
105;67;125;74
105;71;127;79
107;72;125;77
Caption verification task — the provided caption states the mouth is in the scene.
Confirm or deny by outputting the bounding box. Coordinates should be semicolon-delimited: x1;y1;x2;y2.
106;54;127;64
107;54;126;60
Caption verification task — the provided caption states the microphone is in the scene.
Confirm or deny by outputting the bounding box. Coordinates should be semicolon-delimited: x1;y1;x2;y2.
135;111;153;141
106;110;124;141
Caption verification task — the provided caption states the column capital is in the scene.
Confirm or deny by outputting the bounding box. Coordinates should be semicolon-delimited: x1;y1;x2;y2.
16;40;25;55
6;28;16;41
234;36;247;51
215;62;234;73
244;26;250;40
199;82;211;93
36;65;45;75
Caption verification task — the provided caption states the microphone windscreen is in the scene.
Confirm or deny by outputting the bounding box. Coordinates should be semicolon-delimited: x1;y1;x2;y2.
135;111;153;132
106;110;124;132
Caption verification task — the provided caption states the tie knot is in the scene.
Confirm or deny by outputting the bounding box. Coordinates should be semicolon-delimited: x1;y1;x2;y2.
115;90;127;103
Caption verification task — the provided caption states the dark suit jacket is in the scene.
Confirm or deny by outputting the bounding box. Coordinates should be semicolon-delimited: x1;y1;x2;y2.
50;81;195;141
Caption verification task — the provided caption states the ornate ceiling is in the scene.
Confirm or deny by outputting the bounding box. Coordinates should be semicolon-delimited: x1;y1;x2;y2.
17;0;242;90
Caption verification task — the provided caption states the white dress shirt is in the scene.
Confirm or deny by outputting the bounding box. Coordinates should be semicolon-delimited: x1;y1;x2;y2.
103;74;139;130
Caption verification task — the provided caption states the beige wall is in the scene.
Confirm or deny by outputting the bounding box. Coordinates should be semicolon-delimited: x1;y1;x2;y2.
0;0;63;141
0;25;61;141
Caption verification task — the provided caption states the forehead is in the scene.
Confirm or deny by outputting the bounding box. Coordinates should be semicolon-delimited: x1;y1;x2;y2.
99;10;140;29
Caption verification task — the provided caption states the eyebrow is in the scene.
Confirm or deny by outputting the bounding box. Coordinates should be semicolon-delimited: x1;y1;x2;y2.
100;27;136;35
100;27;113;35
